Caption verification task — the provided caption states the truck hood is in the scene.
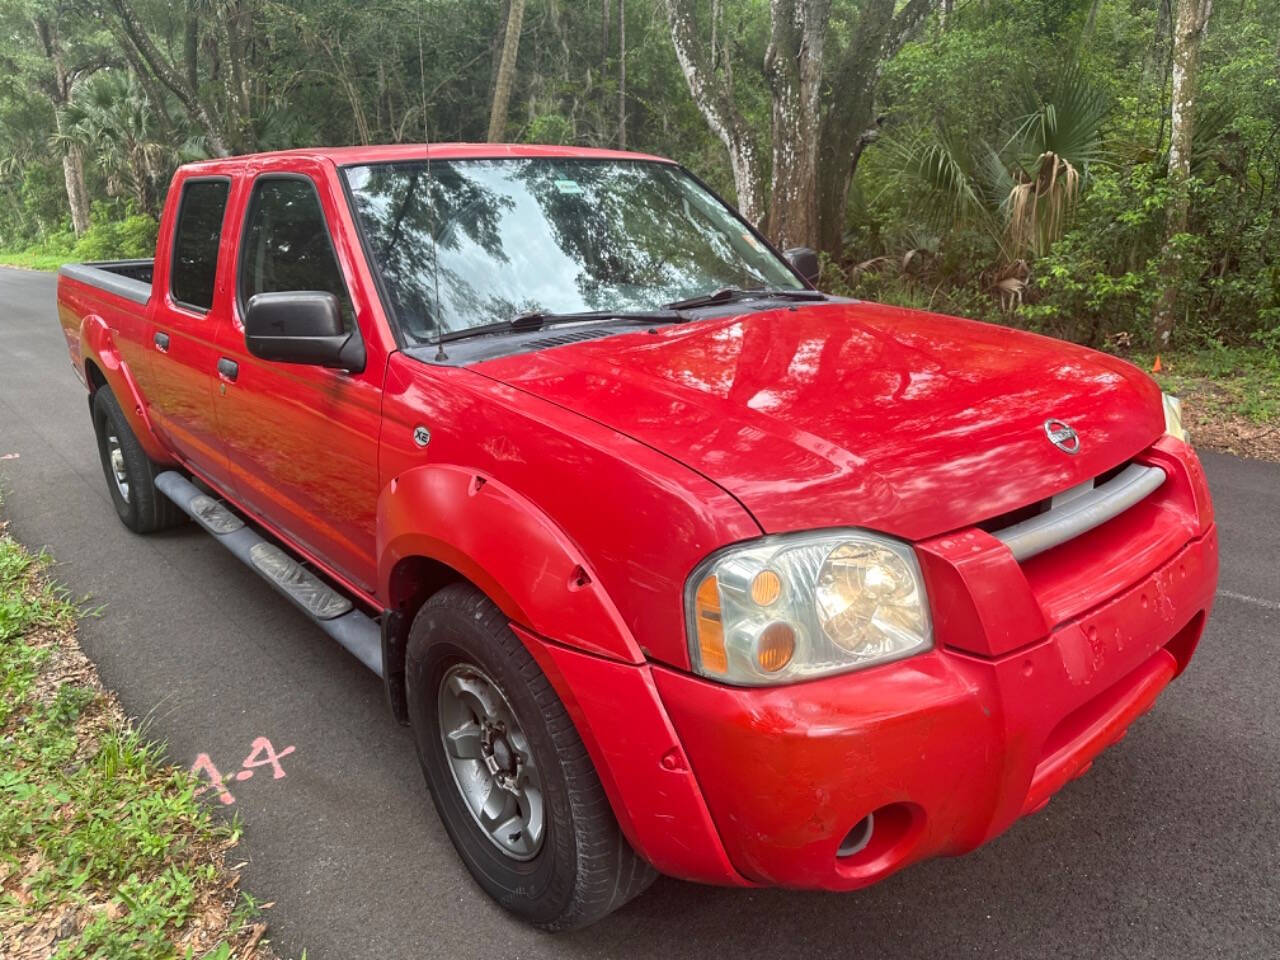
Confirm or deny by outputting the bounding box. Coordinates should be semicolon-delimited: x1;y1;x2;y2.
475;301;1164;540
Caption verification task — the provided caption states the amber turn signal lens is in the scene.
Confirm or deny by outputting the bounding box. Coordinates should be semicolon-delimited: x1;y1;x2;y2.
750;569;782;606
755;622;795;672
694;575;728;674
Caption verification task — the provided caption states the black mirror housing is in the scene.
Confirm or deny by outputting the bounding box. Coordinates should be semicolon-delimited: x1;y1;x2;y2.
244;291;365;371
784;246;821;287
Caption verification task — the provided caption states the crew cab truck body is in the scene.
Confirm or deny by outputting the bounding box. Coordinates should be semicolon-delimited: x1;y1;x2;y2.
56;144;1218;929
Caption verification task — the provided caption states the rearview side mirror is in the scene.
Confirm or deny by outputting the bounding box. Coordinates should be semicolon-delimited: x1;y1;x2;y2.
244;291;365;372
784;246;821;287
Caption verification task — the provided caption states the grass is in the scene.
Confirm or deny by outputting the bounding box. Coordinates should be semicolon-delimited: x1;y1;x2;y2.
1118;344;1280;461
1148;345;1280;425
0;250;69;271
0;528;277;959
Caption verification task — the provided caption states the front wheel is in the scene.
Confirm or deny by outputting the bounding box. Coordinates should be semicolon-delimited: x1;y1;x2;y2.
405;583;656;930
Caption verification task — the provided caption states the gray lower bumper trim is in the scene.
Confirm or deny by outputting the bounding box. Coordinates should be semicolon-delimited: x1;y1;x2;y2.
993;462;1168;562
155;471;383;677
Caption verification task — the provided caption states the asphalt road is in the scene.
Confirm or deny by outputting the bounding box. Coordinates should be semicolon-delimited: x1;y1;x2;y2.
1;265;1277;959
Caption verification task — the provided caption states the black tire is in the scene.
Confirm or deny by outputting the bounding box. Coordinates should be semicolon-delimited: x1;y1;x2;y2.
406;583;656;930
91;387;184;534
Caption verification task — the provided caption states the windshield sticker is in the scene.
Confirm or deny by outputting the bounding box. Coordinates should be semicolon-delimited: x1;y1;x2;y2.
554;179;584;195
743;232;764;251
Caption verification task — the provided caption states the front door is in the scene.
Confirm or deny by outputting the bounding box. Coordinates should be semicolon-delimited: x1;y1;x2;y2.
211;166;382;594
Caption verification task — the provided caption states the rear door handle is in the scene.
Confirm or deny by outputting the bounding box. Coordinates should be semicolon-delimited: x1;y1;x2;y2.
153;331;170;352
217;358;238;382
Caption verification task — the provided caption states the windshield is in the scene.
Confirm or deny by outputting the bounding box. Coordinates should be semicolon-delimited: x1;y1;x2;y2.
342;158;802;343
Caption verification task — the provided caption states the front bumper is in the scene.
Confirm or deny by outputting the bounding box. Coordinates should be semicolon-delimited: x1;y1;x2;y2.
653;524;1217;888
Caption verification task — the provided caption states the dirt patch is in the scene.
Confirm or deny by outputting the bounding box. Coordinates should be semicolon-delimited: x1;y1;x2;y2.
1181;385;1280;462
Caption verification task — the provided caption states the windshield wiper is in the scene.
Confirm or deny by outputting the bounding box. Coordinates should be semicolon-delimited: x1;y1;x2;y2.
663;287;828;311
436;308;688;344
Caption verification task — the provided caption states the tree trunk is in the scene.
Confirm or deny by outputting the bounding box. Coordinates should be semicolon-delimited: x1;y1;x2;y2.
221;0;254;151
104;0;232;156
618;0;627;149
1153;0;1214;347
602;0;610;64
668;0;932;241
664;0;765;223
32;15;91;235
815;100;878;254
184;1;200;96
487;0;527;142
814;0;935;256
765;0;832;250
61;145;91;236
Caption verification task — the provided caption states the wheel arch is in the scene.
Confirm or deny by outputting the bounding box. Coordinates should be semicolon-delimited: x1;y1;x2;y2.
376;463;645;721
79;315;173;464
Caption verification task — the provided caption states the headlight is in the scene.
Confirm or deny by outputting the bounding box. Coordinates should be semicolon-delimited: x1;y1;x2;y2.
686;530;932;686
1162;392;1190;444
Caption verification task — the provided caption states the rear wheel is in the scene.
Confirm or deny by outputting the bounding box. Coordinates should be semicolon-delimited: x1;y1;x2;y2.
92;387;184;534
405;583;656;930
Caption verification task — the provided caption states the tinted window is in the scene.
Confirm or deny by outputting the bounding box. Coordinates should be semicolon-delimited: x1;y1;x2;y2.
171;179;230;311
343;159;801;344
239;177;354;330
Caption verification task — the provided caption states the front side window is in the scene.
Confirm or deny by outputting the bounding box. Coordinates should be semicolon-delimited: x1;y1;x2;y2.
343;159;802;344
239;177;354;330
171;179;230;311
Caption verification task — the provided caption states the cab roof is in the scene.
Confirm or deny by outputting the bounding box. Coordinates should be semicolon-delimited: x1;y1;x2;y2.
179;142;674;174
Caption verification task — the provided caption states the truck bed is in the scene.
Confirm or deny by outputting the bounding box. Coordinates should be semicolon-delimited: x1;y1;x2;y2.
56;259;156;389
58;259;153;305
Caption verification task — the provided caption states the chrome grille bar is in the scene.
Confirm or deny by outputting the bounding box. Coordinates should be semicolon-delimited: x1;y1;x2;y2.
993;463;1167;562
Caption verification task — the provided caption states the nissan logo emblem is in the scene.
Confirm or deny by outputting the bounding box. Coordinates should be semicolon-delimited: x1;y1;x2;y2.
1044;418;1080;455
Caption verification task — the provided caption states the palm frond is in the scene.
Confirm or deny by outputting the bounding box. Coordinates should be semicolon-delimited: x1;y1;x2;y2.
892;127;985;228
1011;64;1109;173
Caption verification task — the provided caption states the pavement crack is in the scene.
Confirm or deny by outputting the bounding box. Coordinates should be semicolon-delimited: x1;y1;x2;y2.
1216;589;1280;611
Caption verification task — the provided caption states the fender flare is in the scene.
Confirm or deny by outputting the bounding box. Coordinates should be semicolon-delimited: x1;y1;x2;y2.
377;463;643;664
80;314;174;465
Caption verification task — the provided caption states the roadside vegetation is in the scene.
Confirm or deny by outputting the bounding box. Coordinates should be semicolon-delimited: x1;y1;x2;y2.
0;524;277;959
1151;347;1280;460
0;0;1276;450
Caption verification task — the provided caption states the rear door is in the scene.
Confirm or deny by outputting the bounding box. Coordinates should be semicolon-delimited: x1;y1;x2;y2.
210;162;384;593
146;175;237;491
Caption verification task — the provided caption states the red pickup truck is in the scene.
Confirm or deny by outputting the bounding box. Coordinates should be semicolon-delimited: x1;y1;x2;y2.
56;144;1218;930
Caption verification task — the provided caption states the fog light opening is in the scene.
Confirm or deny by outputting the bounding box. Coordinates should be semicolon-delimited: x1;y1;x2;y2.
832;802;926;880
836;813;875;858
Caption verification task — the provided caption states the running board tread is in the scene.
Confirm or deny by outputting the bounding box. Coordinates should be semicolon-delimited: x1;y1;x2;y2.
190;494;244;534
248;542;352;620
154;471;382;677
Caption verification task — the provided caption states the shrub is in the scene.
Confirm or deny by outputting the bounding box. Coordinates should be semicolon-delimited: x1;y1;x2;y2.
71;214;157;262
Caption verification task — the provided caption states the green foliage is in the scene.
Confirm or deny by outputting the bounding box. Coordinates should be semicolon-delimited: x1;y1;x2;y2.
841;0;1280;352
0;532;264;958
523;113;574;145
0;0;1275;356
0;210;157;270
1154;344;1280;425
70;213;158;262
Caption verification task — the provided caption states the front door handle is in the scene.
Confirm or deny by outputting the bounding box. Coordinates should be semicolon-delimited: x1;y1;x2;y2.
153;331;170;352
217;358;238;382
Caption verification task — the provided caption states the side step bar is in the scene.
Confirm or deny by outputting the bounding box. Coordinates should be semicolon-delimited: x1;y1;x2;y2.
155;471;384;678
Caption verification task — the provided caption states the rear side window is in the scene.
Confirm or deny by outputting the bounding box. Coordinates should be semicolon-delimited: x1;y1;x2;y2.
171;179;230;311
239;177;354;330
